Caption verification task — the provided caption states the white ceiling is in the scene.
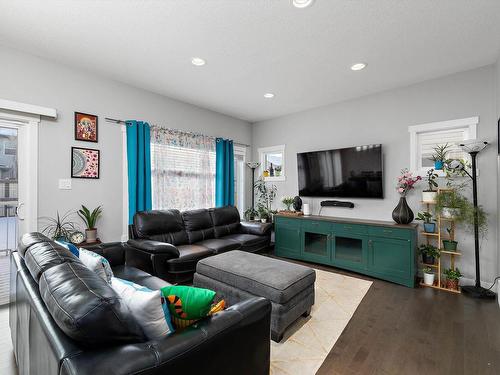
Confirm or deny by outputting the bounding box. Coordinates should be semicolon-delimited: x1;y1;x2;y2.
1;0;499;122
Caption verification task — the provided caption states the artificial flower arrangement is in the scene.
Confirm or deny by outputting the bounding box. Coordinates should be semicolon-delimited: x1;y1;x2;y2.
281;196;295;211
396;168;421;197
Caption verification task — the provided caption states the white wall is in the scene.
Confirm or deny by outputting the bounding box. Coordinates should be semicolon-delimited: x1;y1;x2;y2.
253;65;498;283
0;46;252;242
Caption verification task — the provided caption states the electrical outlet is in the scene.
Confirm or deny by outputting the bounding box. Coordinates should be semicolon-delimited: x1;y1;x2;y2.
58;179;72;190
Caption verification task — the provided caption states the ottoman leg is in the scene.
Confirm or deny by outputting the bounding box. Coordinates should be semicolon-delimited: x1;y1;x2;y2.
271;331;284;343
302;307;312;317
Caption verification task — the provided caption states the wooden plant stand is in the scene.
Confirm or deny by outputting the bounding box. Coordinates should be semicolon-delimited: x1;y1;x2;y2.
419;188;461;294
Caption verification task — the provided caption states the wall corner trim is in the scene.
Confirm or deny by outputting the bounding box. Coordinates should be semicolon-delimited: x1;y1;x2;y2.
0;98;57;118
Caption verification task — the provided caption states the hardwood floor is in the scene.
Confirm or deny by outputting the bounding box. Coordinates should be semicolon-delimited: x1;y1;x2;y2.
280;260;500;375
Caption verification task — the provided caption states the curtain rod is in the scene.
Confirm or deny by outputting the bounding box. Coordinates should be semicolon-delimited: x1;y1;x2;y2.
105;117;250;148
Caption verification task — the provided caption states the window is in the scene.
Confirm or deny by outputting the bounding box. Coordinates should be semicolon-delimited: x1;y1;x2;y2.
151;128;216;211
234;145;246;217
409;117;478;175
258;144;285;181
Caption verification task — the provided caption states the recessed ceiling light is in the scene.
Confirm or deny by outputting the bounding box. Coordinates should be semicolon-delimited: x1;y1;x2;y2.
351;63;367;71
292;0;315;8
191;57;206;66
264;93;275;99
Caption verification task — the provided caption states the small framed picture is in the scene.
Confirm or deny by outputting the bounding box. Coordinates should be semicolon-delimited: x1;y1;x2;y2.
75;112;98;142
71;147;100;179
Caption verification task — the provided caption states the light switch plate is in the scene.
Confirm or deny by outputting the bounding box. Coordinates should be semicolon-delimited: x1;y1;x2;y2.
59;179;72;190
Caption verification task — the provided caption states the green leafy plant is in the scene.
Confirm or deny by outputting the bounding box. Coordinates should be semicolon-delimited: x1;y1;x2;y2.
418;244;440;259
254;179;277;212
257;205;269;220
281;196;295;211
424;169;439;192
40;211;80;241
244;207;258;221
435;190;467;212
423;267;433;274
416;211;433;223
77;205;103;230
443;268;462;280
430;143;451;162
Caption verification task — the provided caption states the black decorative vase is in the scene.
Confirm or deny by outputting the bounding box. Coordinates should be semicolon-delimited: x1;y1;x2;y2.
392;197;414;224
293;196;302;211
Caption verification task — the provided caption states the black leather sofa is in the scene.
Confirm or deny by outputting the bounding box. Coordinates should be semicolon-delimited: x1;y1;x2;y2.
127;206;272;283
10;232;271;375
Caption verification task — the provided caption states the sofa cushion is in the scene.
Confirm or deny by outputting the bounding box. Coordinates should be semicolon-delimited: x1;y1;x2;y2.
78;248;114;283
195;238;241;254
112;265;170;290
39;262;146;345
196;251;316;304
19;232;51;257
209;206;241;238
24;241;80;282
220;233;269;251
171;244;215;262
182;209;215;243
134;210;189;245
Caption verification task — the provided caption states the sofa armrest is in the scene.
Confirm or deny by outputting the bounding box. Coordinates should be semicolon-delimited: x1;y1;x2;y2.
127;239;180;257
60;297;271;375
240;221;272;236
83;242;127;267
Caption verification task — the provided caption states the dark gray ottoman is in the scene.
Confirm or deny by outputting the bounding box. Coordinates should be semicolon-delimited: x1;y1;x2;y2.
193;250;315;342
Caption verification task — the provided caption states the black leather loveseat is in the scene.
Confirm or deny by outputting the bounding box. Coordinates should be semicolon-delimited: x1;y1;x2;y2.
10;232;271;375
127;205;272;283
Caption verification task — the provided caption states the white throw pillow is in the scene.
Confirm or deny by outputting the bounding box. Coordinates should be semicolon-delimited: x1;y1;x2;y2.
78;248;114;284
111;277;175;340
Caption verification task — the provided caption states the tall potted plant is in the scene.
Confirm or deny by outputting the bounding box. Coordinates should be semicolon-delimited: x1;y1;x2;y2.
78;205;103;243
422;169;439;202
393;168;421;224
430;143;450;170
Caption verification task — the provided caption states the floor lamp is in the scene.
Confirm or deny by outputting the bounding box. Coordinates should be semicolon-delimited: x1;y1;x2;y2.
246;162;260;217
450;140;495;299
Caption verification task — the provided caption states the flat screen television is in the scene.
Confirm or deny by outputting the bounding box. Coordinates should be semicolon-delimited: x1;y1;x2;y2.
297;144;383;198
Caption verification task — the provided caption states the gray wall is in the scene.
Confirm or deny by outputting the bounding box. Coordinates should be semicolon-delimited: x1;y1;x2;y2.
0;46;252;241
253;65;498;283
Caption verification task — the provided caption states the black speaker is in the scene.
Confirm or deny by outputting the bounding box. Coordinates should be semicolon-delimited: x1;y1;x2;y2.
320;200;355;208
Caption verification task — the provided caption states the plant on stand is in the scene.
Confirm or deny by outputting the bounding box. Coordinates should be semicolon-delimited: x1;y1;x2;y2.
78;205;103;243
416;211;436;233
422;169;439;202
435;190;467;219
40;211;80;242
443;268;462;290
257;205;269;223
254;178;277;221
430;143;450;170
442;227;458;251
423;267;435;286
418;244;440;265
281;196;295;212
392;168;421;224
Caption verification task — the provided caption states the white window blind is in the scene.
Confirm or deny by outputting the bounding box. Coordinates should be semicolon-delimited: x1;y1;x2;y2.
151;128;216;212
418;128;469;168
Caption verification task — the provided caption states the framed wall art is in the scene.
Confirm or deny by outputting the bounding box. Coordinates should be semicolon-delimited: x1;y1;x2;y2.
75;112;98;142
71;147;100;179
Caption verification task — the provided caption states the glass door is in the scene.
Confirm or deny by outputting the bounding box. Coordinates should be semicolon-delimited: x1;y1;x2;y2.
0;126;18;306
302;221;332;263
332;233;368;271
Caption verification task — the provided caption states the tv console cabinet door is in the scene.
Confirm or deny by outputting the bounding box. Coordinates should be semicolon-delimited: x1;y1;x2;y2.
331;232;368;271
368;236;413;287
301;221;332;264
275;220;301;258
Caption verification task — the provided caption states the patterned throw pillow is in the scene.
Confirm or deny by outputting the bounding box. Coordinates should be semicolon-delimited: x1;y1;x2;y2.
111;277;174;340
160;285;217;329
55;240;80;257
78;248;114;283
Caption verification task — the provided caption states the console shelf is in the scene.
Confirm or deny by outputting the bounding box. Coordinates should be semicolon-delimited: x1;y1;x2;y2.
274;214;418;287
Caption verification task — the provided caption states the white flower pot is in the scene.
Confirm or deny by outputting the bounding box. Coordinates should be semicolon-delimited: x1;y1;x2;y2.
85;228;98;243
423;272;435;286
422;191;437;203
261;218;267;223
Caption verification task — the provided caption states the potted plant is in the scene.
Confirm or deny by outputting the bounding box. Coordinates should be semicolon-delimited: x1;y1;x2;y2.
435;190;466;219
416;211;435;233
418;244;440;265
244;207;258;221
443;268;462;290
275;165;282;176
442;227;458;251
393;168;421;224
281;196;295;211
40;211;80;242
257;205;269;223
423;267;435;286
254;178;277;217
430;143;450;170
422;169;439;202
78;205;103;243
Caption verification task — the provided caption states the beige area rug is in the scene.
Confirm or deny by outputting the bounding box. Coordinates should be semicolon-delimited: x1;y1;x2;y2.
270;269;372;375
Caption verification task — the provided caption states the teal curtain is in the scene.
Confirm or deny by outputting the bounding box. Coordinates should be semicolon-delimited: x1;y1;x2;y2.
126;120;152;224
215;138;234;207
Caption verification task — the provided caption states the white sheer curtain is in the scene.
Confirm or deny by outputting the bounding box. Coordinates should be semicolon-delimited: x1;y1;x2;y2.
151;126;216;211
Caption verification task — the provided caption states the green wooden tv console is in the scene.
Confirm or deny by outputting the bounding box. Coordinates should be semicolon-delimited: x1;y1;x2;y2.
274;214;418;287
